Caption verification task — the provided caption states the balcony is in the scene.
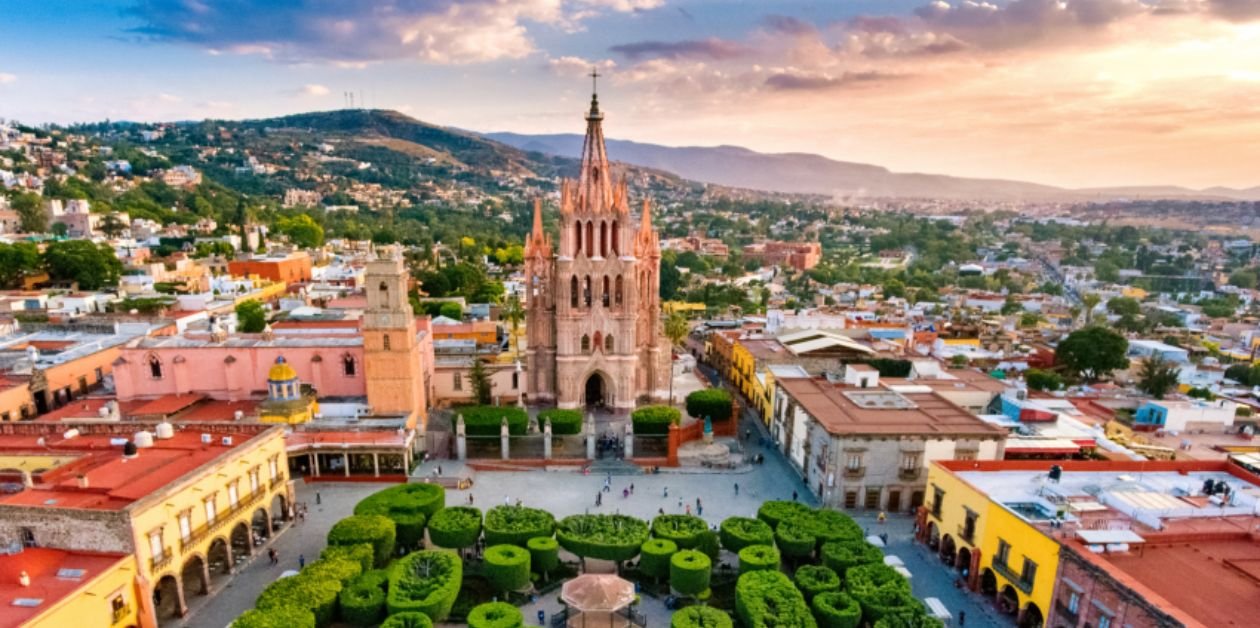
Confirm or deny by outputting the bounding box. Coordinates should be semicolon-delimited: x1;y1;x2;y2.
898;467;921;481
270;473;287;490
180;489;269;552
843;466;865;478
150;548;173;573
112;605;129;625
992;561;1034;594
957;524;976;545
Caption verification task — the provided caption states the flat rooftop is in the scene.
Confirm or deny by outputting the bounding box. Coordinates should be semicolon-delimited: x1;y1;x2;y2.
776;377;1006;437
0;548;131;626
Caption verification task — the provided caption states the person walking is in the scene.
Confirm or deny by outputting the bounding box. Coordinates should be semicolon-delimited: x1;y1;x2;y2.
877;511;887;524
958;610;966;626
734;482;739;496
685;504;691;515
630;483;635;494
596;492;602;507
792;490;798;501
663;486;669;498
538;610;546;626
268;548;278;565
299;554;305;569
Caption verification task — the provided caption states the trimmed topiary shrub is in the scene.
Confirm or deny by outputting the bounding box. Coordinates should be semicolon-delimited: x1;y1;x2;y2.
737;544;780;574
630;405;681;435
821;540;884;575
775;519;817;560
467;601;525;628
427;506;483;550
484;544;531;593
527;536;560;575
671;606;734;628
795;565;840;602
484;505;555;546
556;514;650;562
640;538;678;581
328;515;397;568
853;588;924;625
685;388;733;422
719;517;775;553
304;556;363;586
354;483;443;549
872;611;943;628
351;568;389;592
256;573;342;627
757;500;813;529
652;514;707;549
380;612;435;628
321;543;374;574
670;549;711;597
538;408;583;435
696;529;721;561
459;406;529;436
845;563;915;625
812;591;862;628
386;550;462;621
735;570;817;628
809;510;864;549
233;606;316;628
338;583;385;626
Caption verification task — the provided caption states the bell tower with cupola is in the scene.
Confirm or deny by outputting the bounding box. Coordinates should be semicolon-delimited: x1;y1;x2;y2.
363;245;426;427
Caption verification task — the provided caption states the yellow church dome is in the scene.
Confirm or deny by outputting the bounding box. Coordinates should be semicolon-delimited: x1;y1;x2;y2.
268;356;298;382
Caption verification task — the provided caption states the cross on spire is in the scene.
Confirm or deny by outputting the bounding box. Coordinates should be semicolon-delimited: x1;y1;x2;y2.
590;68;601;96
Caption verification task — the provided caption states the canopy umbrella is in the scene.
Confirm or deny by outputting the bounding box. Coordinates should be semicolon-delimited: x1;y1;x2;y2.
560;574;635;627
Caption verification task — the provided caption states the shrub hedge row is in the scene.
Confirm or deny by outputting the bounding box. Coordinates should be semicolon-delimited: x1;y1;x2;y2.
427;506;483;550
386;551;462;622
630;405;681;435
379;612;435;628
527;536;560;575
774;519;817;559
640;538;678;581
337;583;385;626
460;406;529;436
756;501;813;530
327;515;397;568
794;565;841;602
735;570;818;628
255;570;343;627
537;408;583;435
353;483;443;549
737;544;780;575
484;544;531;593
651;514;708;549
821;540;884;576
719;517;774;553
670;549;712;597
484;505;555;546
812;591;862;628
556;514;650;562
233;606;316;628
321;543;374;574
844;563;917;625
467;601;525;628
685;388;733;422
670;606;734;628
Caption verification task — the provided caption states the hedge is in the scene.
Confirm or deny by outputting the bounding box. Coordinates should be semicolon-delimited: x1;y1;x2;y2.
467;601;525;628
386;551;462;621
685;388;733;422
845;563;914;625
351;568;389;592
255;573;342;627
233;607;316;628
484;544;532;593
354;483;444;549
484;505;555;546
640;538;678;581
719;517;775;553
795;565;841;602
303;556;363;586
630;405;681;435
670;549;711;597
735;570;817;628
852;587;924;625
338;583;385;626
427;506;483;550
538;408;583;435
328;515;397;568
810;510;865;548
812;591;862;628
527;536;560;575
757;501;813;529
460;406;529;436
556;514;650;562
821;540;884;575
652;514;708;549
671;606;734;628
380;612;435;628
872;612;943;628
738;544;780;575
321;543;374;574
775;519;817;559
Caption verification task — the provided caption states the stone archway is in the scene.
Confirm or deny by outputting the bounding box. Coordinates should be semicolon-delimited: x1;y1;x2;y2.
939;534;957;567
957;546;972;577
999;585;1020;616
980;568;998;596
207;537;232;586
153;574;183;621
252;508;271;540
1020;601;1045;628
271;492;289;525
583;372;611;409
926;521;940;550
179;555;209;597
230;522;253;565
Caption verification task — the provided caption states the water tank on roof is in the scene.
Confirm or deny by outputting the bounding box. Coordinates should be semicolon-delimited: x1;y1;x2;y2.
62;429;79;440
200;433;212;445
221;436;233;447
234;410;244;421
122;441;138;459
133;431;154;448
155;422;174;439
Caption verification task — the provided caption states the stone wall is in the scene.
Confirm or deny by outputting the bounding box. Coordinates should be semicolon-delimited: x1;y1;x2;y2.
1053;545;1185;628
0;505;135;553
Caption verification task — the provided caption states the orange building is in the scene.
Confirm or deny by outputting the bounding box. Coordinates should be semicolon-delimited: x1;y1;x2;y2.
227;252;312;284
0;333;130;421
431;319;498;344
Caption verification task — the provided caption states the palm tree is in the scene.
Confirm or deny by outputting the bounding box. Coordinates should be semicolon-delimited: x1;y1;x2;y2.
664;311;690;405
503;294;524;358
1082;293;1101;325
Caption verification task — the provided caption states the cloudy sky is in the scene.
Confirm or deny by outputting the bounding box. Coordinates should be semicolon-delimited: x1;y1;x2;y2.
1;0;1259;189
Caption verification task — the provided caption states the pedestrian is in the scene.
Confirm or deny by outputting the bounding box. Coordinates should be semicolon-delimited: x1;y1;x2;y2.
877;511;887;524
698;502;703;516
437;465;443;475
630;483;635;494
792;490;798;501
734;482;739;495
596;492;602;506
538;610;546;625
299;554;305;569
658;508;665;515
505;495;511;506
880;532;889;546
745;428;751;441
516;498;523;507
623;488;629;499
316;492;321;505
685;504;691;515
678;497;683;510
664;486;669;497
958;610;966;626
268;548;278;565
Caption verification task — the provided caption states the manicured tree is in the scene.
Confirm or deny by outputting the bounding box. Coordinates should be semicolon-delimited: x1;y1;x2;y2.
321;543;374;573
255;574;342;627
380;612;435;628
735;570;817;628
794;565;841;602
484;544;532;593
303;556;363;585
812;591;862;628
338;583;385;626
737;544;780;575
671;606;734;628
696;530;721;561
845;563;915;625
670;549;712;598
821;540;884;575
652;514;708;549
467;601;525;628
757;500;812;530
354;483;443;550
537;408;583;435
809;510;865;549
774;519;817;561
631;405;681;435
350;569;389;592
640;538;678;583
234;607;316;628
720;517;774;553
527;536;560;578
872;612;943;628
484;505;555;546
556;514;650;563
386;551;462;621
427;506;483;551
327;515;396;568
685;388;733;422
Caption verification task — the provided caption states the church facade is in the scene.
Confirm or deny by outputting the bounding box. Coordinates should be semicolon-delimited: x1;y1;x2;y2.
524;92;671;411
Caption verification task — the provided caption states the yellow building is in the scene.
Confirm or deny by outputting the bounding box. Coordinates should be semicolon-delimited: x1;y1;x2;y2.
0;424;294;627
0;549;142;628
663;301;707;316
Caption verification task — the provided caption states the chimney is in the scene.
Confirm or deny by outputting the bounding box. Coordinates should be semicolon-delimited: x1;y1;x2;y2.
76;474;89;489
18;571;30;587
20;471;33;489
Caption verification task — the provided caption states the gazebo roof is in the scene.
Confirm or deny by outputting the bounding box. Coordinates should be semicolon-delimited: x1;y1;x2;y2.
561;574;635;612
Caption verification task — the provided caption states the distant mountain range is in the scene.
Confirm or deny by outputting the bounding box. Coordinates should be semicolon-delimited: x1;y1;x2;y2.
485;131;1260;202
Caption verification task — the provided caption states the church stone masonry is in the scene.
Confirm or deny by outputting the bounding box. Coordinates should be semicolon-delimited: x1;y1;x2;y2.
523;90;671;411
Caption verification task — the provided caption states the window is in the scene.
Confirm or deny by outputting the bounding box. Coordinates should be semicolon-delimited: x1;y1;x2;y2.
249;468;260;493
20;527;35;548
1067;592;1080;614
382;334;391;350
343;355;357;376
901;453;921;470
583;276;592;307
148;530;163;560
94;367;103;382
962;510;977;542
453;372;462;391
931;486;945;518
1097;614;1112;628
512;372;519;390
178;511;191;542
581;335;591;353
148;355;162;379
600;221;608;257
227;481;239;508
78;376;88;395
612;221;620;255
268;456;278;481
604;334;614;352
614;276;623;305
846;453;863;470
602;276;610;307
570;276;579;308
205;496;217;524
110;592;127;624
585;221;594;257
995;539;1011;568
1020;558;1037;588
844;491;858;508
574;221;583;256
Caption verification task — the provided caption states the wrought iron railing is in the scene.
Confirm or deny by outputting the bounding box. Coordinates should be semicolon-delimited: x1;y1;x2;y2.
150;547;172;572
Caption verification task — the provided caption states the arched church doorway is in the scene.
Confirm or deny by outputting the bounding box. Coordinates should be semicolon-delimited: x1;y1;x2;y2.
584;374;605;409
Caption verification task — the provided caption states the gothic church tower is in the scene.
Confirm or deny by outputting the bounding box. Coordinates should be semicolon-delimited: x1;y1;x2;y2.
524;88;671;410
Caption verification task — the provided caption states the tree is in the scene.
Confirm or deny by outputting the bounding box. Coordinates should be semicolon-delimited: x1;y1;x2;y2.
1230;269;1258;290
659;256;682;300
469;357;493;405
1025;368;1063;392
1081;293;1102;325
277;214;325;249
1018;311;1044;328
502;295;523;358
1001;296;1021;315
11;193;46;233
439;302;462;320
1107;297;1141;318
99;213;127;238
1136;355;1181;399
1055;326;1129;382
664;312;689;405
50;222;69;237
42;240;122;290
0;242;41;289
235;299;267;333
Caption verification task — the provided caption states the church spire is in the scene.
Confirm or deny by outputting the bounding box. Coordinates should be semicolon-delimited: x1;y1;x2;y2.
577;68;613;213
525;198;551;258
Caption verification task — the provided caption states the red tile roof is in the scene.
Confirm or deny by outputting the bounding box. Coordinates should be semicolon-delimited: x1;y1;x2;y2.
177;399;260;422
0;548;131;626
129;393;205;416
